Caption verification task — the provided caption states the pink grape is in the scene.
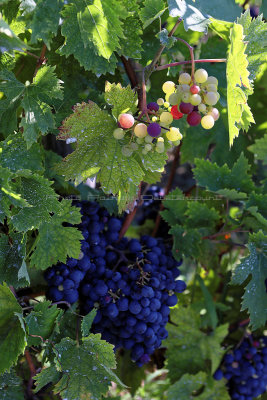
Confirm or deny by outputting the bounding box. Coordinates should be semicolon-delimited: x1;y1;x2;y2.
190;85;200;94
179;102;194;114
187;111;201;126
119;113;135;129
147;123;161;137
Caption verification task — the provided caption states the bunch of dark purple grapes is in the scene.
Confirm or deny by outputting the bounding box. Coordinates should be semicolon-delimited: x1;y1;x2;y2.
44;201;186;366
214;336;267;400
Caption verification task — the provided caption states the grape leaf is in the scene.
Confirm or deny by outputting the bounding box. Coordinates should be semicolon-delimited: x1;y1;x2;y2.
11;173;61;232
25;301;63;346
186;202;220;229
246;193;267;227
231;231;267;330
81;309;97;337
139;0;167;29
30;199;83;270
197;378;230;400
164;306;228;382
0;369;24;400
0;231;28;288
193;153;255;198
53;336;123;400
170;225;202;258
0;17;28;53
27;0;64;49
248;133;267;164
104;82;138;119
167;0;241;33
34;365;61;393
0;284;26;373
237;10;267;80
167;372;207;400
0;134;43;173
227;23;254;146
156;28;177;48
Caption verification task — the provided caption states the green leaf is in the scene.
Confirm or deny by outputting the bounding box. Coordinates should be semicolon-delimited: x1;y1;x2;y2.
30;199;83;270
167;372;207;400
193;153;254;198
167;0;241;33
237;10;267;80
0;369;24;400
81;309;97;337
196;275;218;330
186;202;220;229
0;284;26;373
170;225;202;259
156;28;177;48
0;134;43;173
53;336;123;400
227;23;254;146
197;377;231;400
246;193;267;227
248;133;267;164
0;232;28;288
28;0;64;49
231;231;267;330
115;350;145;396
162;188;188;226
104;82;138;119
25;301;63;346
0;16;28;53
140;0;167;29
11;173;61;232
34;365;61;393
165;306;228;382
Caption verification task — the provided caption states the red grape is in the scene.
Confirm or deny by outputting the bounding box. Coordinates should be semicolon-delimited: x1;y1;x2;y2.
187;111;201;126
171;105;183;120
179;102;194;114
190;85;200;94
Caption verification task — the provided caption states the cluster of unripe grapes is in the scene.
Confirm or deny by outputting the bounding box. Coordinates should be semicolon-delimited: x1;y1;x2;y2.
162;68;220;129
113;68;219;157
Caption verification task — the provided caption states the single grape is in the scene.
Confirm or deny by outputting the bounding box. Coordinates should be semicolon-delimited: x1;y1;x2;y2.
204;92;218;106
206;76;218;86
134;123;148;138
178;72;191;85
144;135;153;143
190;84;200;94
142;149;148;155
160;112;173;125
207;84;217;92
171;105;183;120
194;69;208;83
152;116;158;122
182;92;191;102
157;98;164;106
190;94;202;106
179;102;194;114
147;102;159;112
198;103;207;113
162;81;175;94
180;84;190;92
187;111;202;126
156;146;165;153
118;113;134;129
145;143;152;151
168;92;180;106
208;107;220;121
113;128;125;140
166;127;182;142
147;123;161;137
164;101;170;108
130;142;138;151
122;145;133;157
157;137;164;144
201;115;215;129
136;137;144;144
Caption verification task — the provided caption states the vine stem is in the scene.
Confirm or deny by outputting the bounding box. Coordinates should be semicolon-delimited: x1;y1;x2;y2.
202;229;249;240
25;349;37;398
33;44;47;78
119;183;142;239
156;58;227;71
174;37;195;81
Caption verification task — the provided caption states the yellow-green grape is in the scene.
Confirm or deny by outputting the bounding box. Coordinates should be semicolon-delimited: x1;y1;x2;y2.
216;92;220;101
134;123;147;138
156;146;165;153
181;84;190;92
162;81;175;94
113;128;125;140
201;115;215;129
122;145;133;157
152;116;158;122
168;92;180;105
136;137;144;144
204;92;218;106
130;142;138;150
190;94;202;106
195;68;208;84
207;84;217;92
198;103;207;113
208;107;220;121
172;139;181;146
164;101;170;108
206;76;218;85
157;98;164;106
182;92;191;102
145;143;152;151
145;135;153;143
160;111;173;125
142;149;148;155
157;137;164;143
179;72;191;85
166;127;183;141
